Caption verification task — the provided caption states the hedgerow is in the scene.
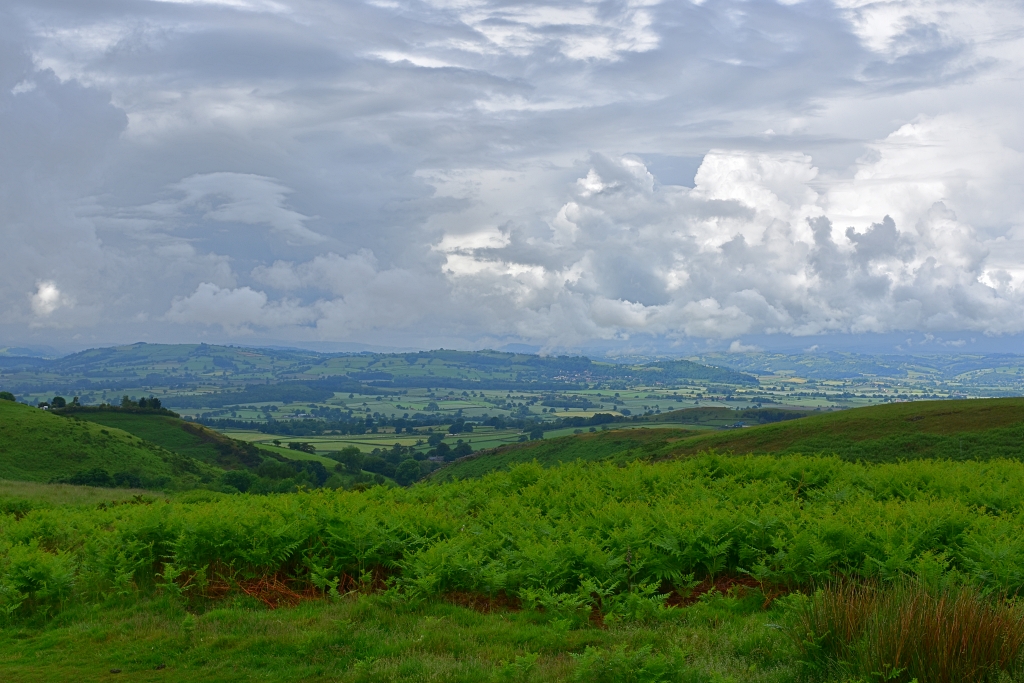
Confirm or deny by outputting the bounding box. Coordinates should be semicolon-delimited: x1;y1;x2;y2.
6;453;1024;620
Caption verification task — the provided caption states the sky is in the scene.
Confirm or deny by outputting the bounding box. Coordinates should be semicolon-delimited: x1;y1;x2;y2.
2;0;1024;356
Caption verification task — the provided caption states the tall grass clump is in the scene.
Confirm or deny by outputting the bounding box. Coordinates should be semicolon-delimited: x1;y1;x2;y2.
791;580;1024;682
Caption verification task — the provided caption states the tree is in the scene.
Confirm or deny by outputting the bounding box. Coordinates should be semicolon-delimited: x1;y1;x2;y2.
51;396;67;408
529;427;544;440
329;446;363;473
221;470;258;493
0;391;15;401
394;459;421;486
434;442;452;461
427;432;445;447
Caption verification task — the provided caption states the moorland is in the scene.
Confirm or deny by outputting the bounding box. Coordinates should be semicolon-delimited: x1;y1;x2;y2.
4;344;1024;681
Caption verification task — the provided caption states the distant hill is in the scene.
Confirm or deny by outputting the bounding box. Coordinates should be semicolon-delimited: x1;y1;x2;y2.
0;342;758;400
432;398;1024;479
0;400;217;489
59;408;271;470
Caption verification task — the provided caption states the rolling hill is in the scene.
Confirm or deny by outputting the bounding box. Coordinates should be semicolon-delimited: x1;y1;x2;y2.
663;398;1024;462
0;400;217;489
433;398;1024;479
58;408;270;470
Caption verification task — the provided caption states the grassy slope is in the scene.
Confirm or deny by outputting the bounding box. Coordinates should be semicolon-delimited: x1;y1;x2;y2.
61;410;269;470
430;428;693;481
664;397;1024;461
0;401;216;488
0;479;165;516
435;398;1024;479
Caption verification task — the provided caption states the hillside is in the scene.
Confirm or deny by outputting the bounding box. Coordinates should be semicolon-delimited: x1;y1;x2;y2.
434;398;1024;479
429;427;692;481
59;408;269;470
0;401;216;489
664;397;1024;462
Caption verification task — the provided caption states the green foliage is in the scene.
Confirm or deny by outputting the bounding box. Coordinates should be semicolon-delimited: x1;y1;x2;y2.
0;392;15;402
571;644;692;683
0;400;216;490
8;454;1024;622
394;459;421;486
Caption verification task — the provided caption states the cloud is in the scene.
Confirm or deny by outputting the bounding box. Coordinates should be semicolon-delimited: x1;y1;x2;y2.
728;340;761;353
30;282;70;317
2;0;1024;351
165;283;315;333
148;173;325;245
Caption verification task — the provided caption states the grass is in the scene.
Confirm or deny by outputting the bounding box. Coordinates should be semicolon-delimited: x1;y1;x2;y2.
0;590;797;682
665;398;1024;461
0;401;215;489
791;580;1024;682
62;410;269;470
0;479;165;516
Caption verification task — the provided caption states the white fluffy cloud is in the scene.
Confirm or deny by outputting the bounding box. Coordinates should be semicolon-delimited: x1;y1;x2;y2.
166;283;314;333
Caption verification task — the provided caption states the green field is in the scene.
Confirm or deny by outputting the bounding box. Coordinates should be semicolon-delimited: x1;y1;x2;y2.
0;401;215;489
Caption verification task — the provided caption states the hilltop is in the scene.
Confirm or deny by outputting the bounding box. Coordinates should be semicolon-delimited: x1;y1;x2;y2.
0;400;216;489
434;398;1024;479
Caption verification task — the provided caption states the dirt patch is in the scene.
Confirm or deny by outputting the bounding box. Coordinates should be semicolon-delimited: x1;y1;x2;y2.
203;575;315;609
667;575;789;609
444;591;522;613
